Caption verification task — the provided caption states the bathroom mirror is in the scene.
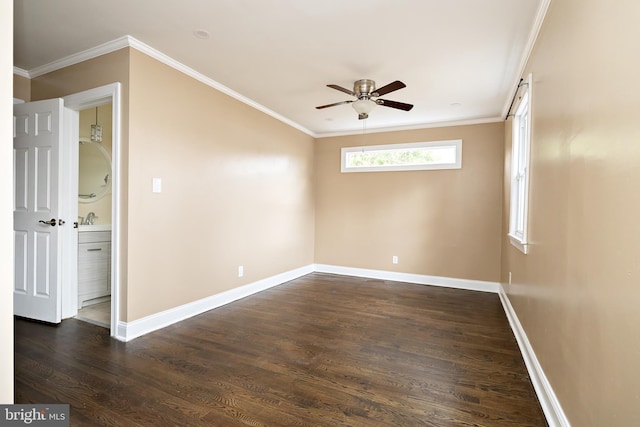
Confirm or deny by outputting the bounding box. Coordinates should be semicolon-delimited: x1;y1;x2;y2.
78;137;112;203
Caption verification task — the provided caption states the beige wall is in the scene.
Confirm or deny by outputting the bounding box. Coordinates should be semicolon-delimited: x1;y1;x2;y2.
30;48;131;321
501;0;640;425
13;73;30;102
26;48;315;322
16;2;640;420
1;0;14;404
30;49;130;103
315;123;504;282
126;50;315;320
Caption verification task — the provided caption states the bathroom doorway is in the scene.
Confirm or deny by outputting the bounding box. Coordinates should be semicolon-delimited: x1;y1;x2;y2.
62;82;121;338
13;83;121;336
75;104;112;328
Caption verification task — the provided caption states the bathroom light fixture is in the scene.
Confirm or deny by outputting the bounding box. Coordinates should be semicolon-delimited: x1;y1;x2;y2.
91;106;102;142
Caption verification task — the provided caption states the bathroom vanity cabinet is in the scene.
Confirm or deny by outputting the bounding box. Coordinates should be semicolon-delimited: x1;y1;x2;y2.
78;228;111;307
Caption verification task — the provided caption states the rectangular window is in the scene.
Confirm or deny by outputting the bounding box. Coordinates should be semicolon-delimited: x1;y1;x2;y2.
509;74;532;254
341;139;462;173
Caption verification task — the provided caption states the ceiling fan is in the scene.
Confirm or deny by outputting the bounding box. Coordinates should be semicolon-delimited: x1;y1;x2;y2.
316;79;414;120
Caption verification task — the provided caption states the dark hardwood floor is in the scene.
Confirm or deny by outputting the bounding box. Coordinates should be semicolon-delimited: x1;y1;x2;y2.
15;273;547;426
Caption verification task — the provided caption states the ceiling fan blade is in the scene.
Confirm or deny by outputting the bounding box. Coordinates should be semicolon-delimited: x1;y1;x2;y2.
316;100;353;109
327;84;355;96
376;99;414;111
374;80;406;97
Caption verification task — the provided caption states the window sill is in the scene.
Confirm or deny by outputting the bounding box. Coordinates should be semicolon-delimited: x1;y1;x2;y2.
509;234;529;254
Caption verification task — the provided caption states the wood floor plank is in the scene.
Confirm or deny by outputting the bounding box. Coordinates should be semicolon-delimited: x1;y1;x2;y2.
15;273;547;426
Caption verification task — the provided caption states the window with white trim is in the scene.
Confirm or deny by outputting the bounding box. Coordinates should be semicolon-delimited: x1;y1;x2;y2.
509;74;532;254
341;139;462;173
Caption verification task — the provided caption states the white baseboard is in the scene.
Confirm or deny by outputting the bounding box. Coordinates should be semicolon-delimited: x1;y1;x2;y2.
116;264;314;342
114;263;566;426
498;286;571;427
313;264;501;293
116;264;498;342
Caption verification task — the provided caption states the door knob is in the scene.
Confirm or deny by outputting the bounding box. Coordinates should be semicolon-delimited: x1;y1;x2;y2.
38;218;57;226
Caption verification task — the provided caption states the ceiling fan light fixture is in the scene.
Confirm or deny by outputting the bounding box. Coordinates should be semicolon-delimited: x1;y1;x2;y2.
317;79;412;120
352;99;375;115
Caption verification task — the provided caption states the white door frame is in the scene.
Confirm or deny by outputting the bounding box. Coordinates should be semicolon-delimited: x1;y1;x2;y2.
63;83;121;338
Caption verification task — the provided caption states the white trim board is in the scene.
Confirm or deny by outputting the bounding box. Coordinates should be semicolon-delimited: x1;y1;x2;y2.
498;286;571;427
314;264;500;293
116;264;499;342
116;264;315;342
111;263;564;426
21;36;315;138
315;116;503;139
28;36;130;79
13;66;29;78
63;83;122;340
15;35;519;139
500;0;552;118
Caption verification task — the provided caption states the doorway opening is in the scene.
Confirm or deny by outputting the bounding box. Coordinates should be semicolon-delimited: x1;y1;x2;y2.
63;83;121;338
74;104;113;328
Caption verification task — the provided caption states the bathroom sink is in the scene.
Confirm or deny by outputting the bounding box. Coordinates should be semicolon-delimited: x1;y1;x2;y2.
78;224;112;232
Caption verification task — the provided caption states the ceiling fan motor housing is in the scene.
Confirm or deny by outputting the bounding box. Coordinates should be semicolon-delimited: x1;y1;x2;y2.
354;79;376;99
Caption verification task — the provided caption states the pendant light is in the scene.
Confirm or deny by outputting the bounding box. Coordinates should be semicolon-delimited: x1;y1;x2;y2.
90;107;102;142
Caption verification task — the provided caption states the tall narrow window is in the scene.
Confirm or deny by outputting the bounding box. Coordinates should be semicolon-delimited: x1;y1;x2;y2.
509;74;532;254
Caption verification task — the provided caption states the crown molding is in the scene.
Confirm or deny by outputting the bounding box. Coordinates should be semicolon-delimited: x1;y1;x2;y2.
501;0;552;118
314;116;504;139
22;35;315;137
125;37;315;137
28;36;130;79
16;33;517;139
13;67;30;78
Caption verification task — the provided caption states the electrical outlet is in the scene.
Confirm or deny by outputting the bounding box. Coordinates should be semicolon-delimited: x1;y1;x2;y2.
392;256;398;264
238;265;244;277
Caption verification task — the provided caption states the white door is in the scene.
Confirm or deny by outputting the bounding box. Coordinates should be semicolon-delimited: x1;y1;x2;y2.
14;99;65;323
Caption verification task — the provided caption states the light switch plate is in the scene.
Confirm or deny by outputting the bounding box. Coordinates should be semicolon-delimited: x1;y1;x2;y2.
152;178;162;193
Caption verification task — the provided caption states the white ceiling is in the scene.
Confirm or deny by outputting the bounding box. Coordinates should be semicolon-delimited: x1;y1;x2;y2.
13;0;543;137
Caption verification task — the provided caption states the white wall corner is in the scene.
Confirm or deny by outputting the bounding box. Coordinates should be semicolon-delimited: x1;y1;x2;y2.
116;264;315;342
498;284;571;427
